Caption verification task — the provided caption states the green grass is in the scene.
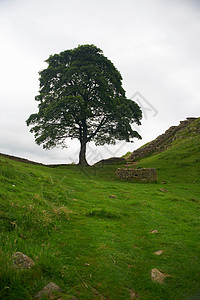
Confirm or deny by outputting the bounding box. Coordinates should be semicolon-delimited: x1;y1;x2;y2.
0;133;200;299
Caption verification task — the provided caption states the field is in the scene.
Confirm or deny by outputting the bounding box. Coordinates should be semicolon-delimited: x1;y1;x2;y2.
0;133;200;299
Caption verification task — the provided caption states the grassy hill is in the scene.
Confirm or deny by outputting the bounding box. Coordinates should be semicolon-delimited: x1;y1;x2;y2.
0;119;200;299
129;117;199;162
136;118;200;184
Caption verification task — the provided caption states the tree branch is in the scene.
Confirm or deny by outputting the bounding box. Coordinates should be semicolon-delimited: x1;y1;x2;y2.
87;117;108;142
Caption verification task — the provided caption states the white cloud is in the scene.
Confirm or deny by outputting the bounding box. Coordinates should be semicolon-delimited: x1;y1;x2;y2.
0;0;199;164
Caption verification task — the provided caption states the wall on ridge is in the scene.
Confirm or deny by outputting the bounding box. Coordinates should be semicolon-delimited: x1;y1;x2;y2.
129;118;198;161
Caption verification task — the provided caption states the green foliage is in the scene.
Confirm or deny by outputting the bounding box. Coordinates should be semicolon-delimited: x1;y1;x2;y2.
0;130;200;299
26;44;142;165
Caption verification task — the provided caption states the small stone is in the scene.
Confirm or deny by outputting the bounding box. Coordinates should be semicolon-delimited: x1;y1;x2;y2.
151;230;158;234
36;282;62;299
160;188;168;193
151;268;170;284
12;252;35;269
130;289;139;299
109;195;116;198
154;250;164;256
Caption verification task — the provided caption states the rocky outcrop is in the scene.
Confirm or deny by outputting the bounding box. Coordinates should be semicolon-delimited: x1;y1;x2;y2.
130;117;199;161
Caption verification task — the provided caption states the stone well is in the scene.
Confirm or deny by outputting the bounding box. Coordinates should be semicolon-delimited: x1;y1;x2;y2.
116;168;157;183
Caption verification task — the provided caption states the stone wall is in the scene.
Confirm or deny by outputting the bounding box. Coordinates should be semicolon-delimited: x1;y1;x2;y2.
94;157;126;165
116;168;157;183
0;153;43;166
129;117;198;161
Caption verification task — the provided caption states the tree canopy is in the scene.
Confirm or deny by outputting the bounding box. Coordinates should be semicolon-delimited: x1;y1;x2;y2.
26;44;142;165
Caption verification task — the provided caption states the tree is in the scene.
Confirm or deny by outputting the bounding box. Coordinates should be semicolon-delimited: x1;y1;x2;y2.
26;44;142;165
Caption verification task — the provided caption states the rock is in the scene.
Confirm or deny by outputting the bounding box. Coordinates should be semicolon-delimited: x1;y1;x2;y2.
151;230;158;234
151;268;170;284
154;250;164;256
130;289;139;299
12;252;35;269
36;282;62;299
160;188;168;193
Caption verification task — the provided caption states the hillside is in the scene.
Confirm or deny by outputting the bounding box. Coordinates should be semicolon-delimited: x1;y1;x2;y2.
129;117;199;161
0;118;200;299
133;117;200;184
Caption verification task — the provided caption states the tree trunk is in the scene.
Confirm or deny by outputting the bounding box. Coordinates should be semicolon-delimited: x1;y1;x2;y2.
78;140;88;166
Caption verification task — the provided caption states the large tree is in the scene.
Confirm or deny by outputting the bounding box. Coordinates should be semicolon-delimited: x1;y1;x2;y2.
26;45;142;165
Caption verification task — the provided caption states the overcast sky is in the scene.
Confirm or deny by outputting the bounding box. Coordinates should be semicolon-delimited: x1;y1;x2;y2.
0;0;199;164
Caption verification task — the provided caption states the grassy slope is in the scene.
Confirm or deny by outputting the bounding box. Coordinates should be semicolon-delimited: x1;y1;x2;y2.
0;132;200;299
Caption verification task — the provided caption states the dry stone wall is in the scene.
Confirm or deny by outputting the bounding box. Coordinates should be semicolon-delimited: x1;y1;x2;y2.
116;168;157;183
94;157;126;165
130;117;198;161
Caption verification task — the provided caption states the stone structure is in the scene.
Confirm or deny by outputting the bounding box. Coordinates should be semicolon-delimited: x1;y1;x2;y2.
116;168;157;182
129;117;198;161
95;157;126;165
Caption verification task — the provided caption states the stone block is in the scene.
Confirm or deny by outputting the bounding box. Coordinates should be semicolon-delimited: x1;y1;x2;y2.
116;168;157;183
